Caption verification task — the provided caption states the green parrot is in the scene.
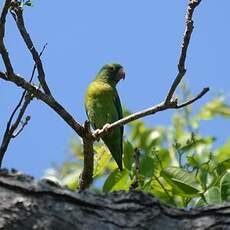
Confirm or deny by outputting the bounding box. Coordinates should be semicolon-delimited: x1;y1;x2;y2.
84;63;125;170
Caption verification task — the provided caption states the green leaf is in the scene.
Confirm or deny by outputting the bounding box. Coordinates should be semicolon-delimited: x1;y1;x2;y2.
207;187;222;204
195;186;222;207
172;113;186;139
61;170;81;190
161;167;201;197
187;155;199;168
215;139;230;162
205;187;222;205
179;136;215;153
220;172;230;201
93;147;111;177
140;156;156;177
193;196;208;208
197;167;209;189
215;159;230;176
197;97;230;120
144;177;175;206
123;140;134;171
153;149;171;169
103;169;130;192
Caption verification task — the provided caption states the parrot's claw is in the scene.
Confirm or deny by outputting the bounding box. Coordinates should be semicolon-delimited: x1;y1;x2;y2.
92;129;101;141
92;123;111;141
102;123;111;132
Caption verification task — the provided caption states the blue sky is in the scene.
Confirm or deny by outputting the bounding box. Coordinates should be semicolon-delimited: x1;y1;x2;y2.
0;1;230;178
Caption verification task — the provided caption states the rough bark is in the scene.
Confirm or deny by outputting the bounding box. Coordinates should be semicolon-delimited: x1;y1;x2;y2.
0;169;230;230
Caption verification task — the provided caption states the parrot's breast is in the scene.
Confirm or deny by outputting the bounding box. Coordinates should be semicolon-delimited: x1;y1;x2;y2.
85;80;116;129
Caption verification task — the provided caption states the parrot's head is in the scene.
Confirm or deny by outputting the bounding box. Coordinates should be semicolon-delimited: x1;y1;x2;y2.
96;63;125;86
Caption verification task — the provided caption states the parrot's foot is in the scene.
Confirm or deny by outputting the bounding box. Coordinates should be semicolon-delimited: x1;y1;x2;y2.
92;129;101;141
102;123;111;132
92;123;111;141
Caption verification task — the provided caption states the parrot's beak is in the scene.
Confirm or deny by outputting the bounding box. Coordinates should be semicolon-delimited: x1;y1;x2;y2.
118;68;125;81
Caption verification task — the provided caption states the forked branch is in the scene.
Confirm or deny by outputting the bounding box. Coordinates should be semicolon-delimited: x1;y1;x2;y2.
0;44;47;167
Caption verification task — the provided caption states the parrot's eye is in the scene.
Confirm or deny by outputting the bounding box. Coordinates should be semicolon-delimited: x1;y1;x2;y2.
109;66;115;72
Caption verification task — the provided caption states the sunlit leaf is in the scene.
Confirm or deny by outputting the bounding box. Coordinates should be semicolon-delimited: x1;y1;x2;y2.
197;97;230;120
61;170;81;190
215;139;230;162
215;159;230;176
194;195;207;207
205;187;222;205
198;170;208;190
220;171;230;201
123;140;134;171
172;113;186;139
161;167;201;196
144;177;175;206
179;136;215;153
103;169;130;192
93;146;111;177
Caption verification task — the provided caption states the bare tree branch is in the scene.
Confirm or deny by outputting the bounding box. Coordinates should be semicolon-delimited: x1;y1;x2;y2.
0;0;10;24
79;121;94;190
0;44;48;167
0;0;14;75
10;2;51;95
165;0;202;104
12;115;31;138
176;87;209;109
0;71;84;138
0;92;33;167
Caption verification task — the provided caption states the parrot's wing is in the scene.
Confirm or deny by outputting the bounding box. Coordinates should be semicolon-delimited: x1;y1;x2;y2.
85;107;96;130
114;91;123;121
113;90;123;151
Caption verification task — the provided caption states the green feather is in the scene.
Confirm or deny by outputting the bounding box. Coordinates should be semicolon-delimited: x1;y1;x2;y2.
85;63;124;170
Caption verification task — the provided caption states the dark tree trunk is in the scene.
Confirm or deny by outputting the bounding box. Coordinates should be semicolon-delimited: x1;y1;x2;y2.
0;169;230;230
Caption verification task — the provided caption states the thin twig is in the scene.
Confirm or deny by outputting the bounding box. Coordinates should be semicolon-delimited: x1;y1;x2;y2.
0;43;48;167
176;87;209;108
130;148;141;191
12;116;31;138
3;44;47;134
0;92;32;167
10;4;51;95
165;0;202;104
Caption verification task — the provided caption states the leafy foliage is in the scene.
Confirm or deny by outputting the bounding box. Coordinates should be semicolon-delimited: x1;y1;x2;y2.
45;86;230;208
